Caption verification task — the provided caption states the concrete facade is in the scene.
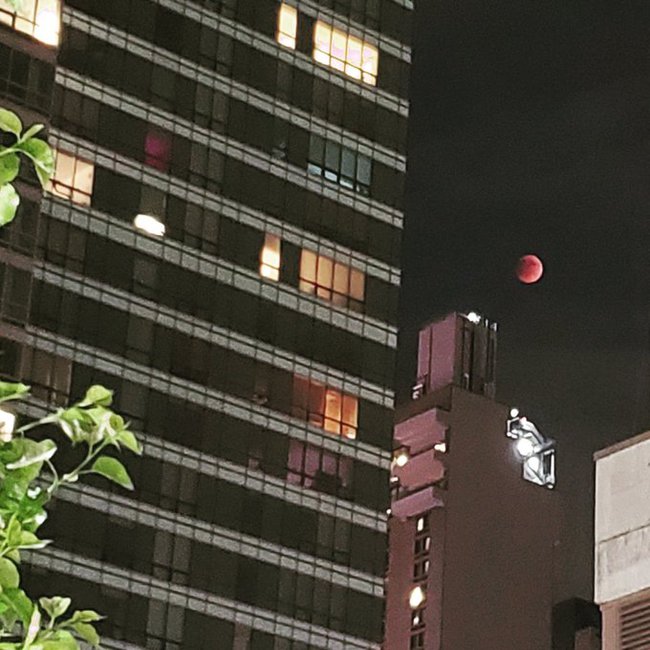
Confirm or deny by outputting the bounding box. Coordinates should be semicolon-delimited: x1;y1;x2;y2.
595;431;650;649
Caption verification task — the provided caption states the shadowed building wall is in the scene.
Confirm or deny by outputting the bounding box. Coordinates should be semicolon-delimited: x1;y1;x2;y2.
385;313;559;650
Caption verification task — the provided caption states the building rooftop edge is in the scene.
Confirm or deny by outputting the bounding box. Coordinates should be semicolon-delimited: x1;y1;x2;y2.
593;429;650;462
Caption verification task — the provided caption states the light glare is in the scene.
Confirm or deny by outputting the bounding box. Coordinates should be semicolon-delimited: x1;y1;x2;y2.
394;451;409;467
134;214;165;237
515;437;535;458
0;408;16;442
409;586;426;609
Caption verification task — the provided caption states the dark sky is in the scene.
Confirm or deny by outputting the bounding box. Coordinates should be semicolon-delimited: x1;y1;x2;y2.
400;0;650;600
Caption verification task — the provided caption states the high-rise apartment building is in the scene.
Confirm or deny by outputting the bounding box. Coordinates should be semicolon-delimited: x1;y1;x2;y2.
385;313;559;650
0;0;412;647
595;430;650;650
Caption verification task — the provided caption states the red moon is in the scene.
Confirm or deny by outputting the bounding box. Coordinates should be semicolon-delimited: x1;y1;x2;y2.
516;254;544;284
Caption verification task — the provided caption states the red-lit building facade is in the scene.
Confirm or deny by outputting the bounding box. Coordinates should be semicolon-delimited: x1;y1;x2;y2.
385;313;560;650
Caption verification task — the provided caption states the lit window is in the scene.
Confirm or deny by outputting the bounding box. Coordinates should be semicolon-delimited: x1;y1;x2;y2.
47;149;94;206
411;608;425;628
416;517;426;532
276;3;297;49
134;214;165;237
144;128;172;172
260;233;281;281
0;0;60;45
413;559;430;580
308;136;372;195
313;21;378;85
292;375;358;439
414;535;430;556
409;586;426;609
299;250;365;311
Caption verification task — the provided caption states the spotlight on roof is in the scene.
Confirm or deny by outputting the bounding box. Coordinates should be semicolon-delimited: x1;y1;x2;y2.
466;311;481;324
134;214;166;237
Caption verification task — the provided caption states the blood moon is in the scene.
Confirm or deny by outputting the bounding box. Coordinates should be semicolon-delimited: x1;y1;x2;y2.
516;254;544;284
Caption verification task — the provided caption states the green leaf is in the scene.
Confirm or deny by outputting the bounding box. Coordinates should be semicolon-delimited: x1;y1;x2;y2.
116;430;142;455
89;456;133;490
40;630;79;650
71;622;99;647
0;588;33;626
0;558;19;589
6;439;56;470
68;610;103;624
0;183;20;227
0;153;19;185
20;123;44;142
39;596;71;620
24;605;41;647
19;531;50;550
79;385;113;407
0;109;22;137
0;382;29;402
16;138;54;188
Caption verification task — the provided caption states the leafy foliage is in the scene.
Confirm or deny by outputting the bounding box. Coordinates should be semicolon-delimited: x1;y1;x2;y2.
0;108;54;226
0;383;142;648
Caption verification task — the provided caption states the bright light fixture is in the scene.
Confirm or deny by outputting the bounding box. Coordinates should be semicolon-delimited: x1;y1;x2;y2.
394;451;409;467
0;408;16;443
466;311;481;324
434;441;447;453
509;407;519;418
409;586;426;609
526;455;541;473
134;214;165;237
515;437;535;458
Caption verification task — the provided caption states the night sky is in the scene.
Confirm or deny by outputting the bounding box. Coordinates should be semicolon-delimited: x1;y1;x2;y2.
400;0;650;600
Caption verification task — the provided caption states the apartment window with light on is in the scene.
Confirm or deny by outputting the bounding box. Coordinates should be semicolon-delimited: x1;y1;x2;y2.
299;250;365;311
47;149;94;206
260;233;281;281
0;0;60;45
292;375;358;439
313;21;378;85
276;3;297;49
308;136;372;196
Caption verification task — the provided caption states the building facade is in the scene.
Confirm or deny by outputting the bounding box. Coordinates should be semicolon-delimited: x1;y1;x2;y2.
0;0;412;647
595;431;650;650
385;313;559;650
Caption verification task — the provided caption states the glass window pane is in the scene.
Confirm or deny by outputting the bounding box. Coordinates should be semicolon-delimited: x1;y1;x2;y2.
309;135;325;165
324;142;341;173
300;250;317;283
324;389;342;434
357;155;372;185
277;4;297;49
349;269;365;301
317;255;334;289
333;263;349;295
341;148;356;179
260;233;281;281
